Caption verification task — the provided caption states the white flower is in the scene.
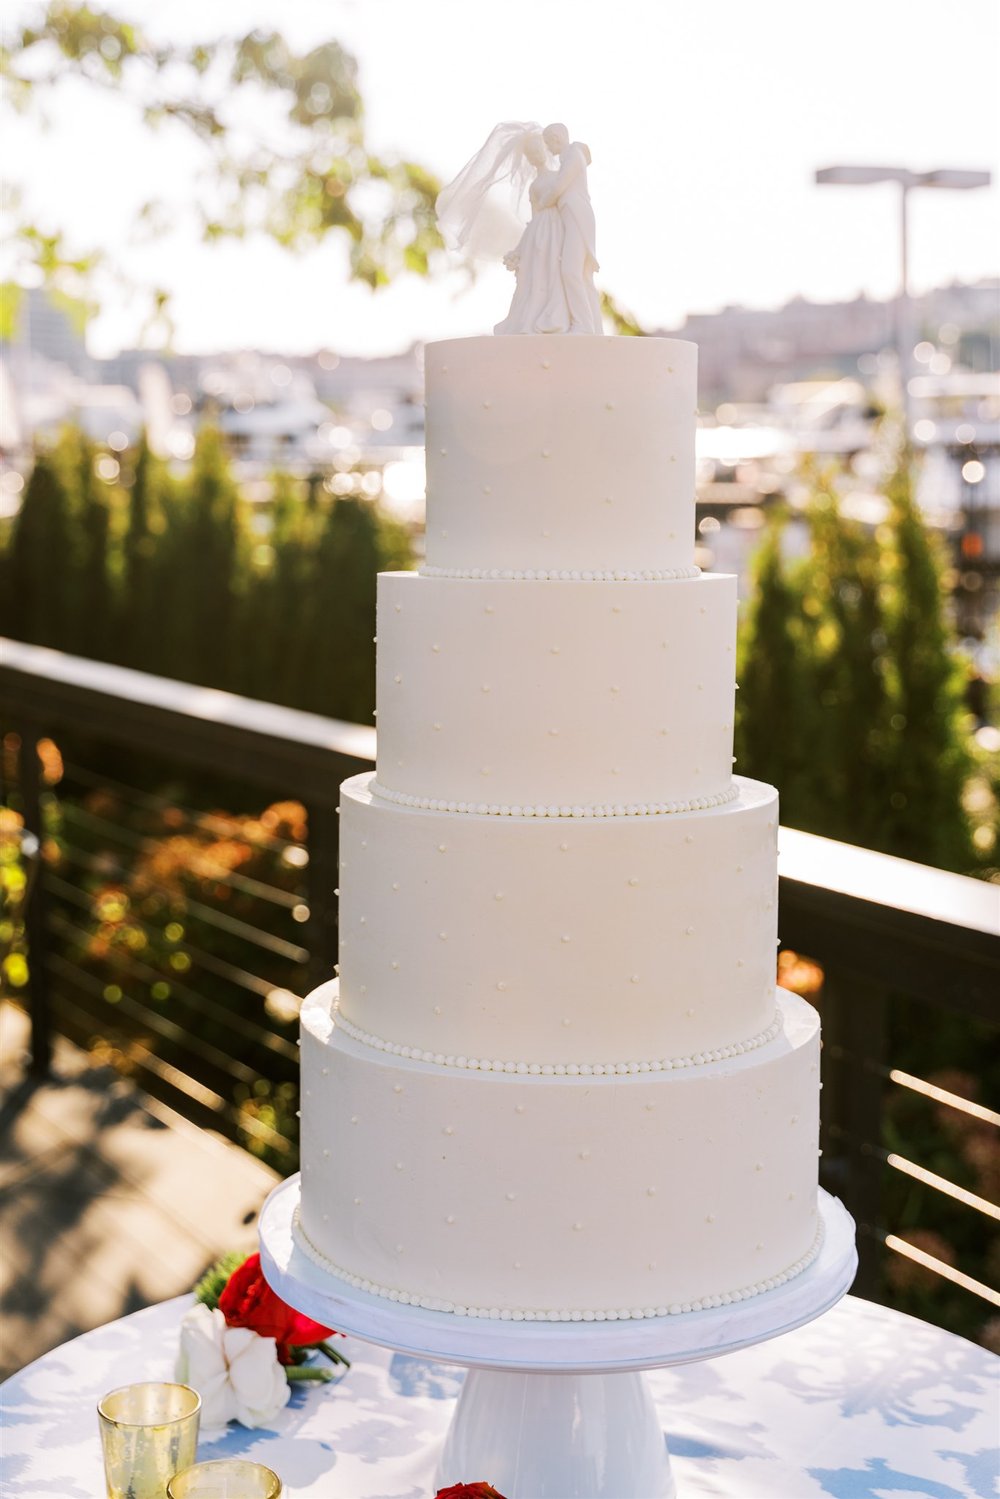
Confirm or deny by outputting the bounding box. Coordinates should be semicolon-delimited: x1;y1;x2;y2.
175;1303;291;1434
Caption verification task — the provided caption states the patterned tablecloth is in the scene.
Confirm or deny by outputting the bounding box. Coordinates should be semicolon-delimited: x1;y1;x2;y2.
1;1293;996;1497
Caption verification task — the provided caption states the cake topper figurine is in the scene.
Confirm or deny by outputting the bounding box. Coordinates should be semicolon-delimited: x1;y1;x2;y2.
436;122;603;337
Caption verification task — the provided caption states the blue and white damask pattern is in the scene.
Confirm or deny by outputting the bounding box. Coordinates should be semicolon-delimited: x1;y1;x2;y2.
1;1295;996;1497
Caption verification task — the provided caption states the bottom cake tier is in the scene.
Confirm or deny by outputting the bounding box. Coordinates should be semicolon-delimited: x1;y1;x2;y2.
297;981;821;1320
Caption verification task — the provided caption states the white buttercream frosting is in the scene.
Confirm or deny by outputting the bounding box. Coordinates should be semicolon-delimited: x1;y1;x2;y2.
420;565;701;582
424;336;698;575
292;1203;825;1321
338;773;779;1066
375;571;737;812
369;780;740;817
297;331;822;1323
331;994;783;1074
299;986;822;1317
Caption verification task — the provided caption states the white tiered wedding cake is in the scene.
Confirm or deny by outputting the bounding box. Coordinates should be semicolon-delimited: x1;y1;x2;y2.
295;330;822;1322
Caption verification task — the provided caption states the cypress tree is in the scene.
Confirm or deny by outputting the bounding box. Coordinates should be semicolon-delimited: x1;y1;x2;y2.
879;460;975;871
734;508;813;821
308;495;381;720
7;453;76;647
73;432;113;663
121;434;163;672
797;470;893;848
244;472;313;704
170;425;246;689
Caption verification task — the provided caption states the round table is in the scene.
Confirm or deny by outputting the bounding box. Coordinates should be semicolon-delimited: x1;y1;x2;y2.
0;1294;995;1498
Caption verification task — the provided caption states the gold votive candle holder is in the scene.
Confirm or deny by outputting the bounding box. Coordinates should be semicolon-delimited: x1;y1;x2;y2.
97;1381;201;1499
167;1459;283;1497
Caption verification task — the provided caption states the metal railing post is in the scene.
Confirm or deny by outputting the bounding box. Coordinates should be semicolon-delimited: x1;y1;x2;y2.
18;725;53;1077
820;970;886;1300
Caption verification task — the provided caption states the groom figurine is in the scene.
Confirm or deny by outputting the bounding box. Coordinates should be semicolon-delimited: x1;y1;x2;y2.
539;123;603;335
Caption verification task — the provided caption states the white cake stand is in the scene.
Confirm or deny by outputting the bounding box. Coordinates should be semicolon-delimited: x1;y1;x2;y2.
259;1177;856;1499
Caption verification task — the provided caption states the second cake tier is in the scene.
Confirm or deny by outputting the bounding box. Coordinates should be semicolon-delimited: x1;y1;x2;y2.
337;772;779;1066
375;571;736;811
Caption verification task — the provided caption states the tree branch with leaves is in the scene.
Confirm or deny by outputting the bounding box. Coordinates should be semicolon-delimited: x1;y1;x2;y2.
2;2;444;327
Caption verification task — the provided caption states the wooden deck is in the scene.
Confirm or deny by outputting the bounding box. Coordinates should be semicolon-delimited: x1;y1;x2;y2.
0;1002;280;1379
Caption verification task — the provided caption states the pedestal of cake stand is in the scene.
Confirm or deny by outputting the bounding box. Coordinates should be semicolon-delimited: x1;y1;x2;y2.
259;1177;856;1499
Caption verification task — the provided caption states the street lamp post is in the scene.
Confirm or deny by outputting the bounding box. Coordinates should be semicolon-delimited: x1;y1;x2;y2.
815;165;992;439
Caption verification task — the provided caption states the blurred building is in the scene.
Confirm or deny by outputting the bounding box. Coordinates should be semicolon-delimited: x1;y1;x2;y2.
667;280;998;406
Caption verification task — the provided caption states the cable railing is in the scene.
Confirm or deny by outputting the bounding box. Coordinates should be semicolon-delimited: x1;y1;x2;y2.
777;825;999;1320
1;634;997;1335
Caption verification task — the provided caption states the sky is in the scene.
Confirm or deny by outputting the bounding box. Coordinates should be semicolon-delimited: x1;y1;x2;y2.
5;0;999;357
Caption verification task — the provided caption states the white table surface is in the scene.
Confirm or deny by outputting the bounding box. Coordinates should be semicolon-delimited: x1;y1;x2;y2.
1;1294;996;1498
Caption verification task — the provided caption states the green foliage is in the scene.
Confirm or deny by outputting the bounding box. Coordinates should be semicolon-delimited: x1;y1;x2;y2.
194;1250;250;1310
5;450;76;646
0;282;24;341
2;4;443;312
735;508;810;801
878;463;976;871
2;426;413;726
737;456;978;873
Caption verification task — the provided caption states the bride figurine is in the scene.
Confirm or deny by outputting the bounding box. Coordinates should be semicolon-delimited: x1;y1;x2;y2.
436;121;603;336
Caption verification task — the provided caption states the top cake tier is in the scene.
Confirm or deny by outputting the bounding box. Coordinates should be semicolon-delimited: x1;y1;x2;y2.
424;335;698;576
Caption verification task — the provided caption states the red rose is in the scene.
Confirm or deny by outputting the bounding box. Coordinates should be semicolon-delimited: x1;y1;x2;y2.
435;1487;507;1499
218;1253;336;1365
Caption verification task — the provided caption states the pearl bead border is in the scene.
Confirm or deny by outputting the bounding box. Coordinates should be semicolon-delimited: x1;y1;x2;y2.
332;1002;783;1076
420;565;701;583
292;1207;825;1322
369;781;741;818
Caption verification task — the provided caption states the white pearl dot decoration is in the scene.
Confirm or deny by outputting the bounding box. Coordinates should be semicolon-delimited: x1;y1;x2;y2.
331;1001;783;1076
419;565;701;583
371;782;739;818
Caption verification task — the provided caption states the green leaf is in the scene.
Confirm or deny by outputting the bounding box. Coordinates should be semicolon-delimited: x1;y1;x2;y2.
193;1250;250;1310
